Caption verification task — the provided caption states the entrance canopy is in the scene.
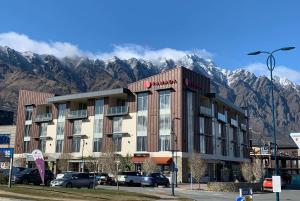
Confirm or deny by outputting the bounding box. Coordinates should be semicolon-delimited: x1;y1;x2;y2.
132;156;172;165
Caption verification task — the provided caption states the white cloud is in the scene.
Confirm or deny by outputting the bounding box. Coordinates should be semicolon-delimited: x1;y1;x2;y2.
244;62;300;84
0;32;83;58
0;32;213;62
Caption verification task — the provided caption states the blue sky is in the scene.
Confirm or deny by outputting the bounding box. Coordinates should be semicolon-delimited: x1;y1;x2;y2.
0;0;299;82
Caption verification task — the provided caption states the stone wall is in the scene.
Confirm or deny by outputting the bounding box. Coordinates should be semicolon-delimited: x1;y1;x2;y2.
207;182;261;192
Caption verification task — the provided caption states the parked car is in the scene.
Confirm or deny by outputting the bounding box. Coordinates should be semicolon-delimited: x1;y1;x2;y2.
118;171;142;186
141;173;170;187
50;172;96;188
0;167;26;177
13;168;54;186
97;173;114;185
263;177;286;191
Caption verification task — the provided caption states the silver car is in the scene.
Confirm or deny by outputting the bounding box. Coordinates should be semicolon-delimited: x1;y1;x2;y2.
50;172;95;188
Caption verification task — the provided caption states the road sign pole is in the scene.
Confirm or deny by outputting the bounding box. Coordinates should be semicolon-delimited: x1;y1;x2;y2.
8;150;13;188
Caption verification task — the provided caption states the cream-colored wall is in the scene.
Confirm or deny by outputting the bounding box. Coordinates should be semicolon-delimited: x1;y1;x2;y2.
46;120;57;154
81;116;94;157
119;113;136;156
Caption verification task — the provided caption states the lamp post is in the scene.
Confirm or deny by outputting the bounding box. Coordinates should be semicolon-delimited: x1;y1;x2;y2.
115;160;120;192
248;47;295;201
171;117;180;196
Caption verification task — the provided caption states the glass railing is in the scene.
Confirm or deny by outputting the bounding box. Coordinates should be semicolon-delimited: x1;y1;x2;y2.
35;113;52;122
106;106;129;116
200;106;212;117
230;118;238;127
241;123;247;131
67;109;87;119
217;113;227;123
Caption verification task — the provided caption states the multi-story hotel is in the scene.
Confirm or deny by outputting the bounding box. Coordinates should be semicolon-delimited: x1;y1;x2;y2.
14;67;250;182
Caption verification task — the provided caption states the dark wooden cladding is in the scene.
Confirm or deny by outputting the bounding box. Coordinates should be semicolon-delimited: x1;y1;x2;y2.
87;99;95;116
102;97;112;151
15;90;55;154
63;102;73;153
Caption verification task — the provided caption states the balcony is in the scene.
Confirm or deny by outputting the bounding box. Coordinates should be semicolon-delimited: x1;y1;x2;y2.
217;113;227;123
241;123;247;131
106;106;129;117
66;109;87;119
230;118;238;127
200;106;212;117
34;113;52;122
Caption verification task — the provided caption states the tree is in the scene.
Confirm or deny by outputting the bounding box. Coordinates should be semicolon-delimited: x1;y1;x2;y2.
119;154;134;171
241;162;253;182
252;159;264;182
143;158;159;174
189;153;207;190
85;156;98;173
56;153;71;173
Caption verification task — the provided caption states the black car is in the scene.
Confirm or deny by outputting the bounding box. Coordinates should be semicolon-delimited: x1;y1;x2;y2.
0;167;26;177
13;168;54;186
141;173;170;187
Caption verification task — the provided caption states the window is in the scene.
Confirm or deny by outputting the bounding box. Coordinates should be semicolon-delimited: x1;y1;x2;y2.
39;140;46;153
58;104;66;120
187;91;194;153
94;119;103;138
23;141;30;153
56;140;64;153
39;123;48;137
137;136;147;152
95;99;104;116
0;134;10;145
57;122;64;136
93;138;102;152
73;120;82;135
72;137;81;152
199;117;205;154
159;90;171;151
24;125;32;137
137;93;148;111
112;135;122;152
113;117;122;133
25;106;33;121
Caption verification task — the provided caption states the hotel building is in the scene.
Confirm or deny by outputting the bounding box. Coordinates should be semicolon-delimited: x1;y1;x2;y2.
14;67;250;182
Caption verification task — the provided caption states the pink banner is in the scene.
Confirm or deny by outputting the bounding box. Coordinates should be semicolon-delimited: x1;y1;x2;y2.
31;149;45;185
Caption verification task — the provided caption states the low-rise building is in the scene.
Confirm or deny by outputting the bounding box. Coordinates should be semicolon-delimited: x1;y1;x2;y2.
14;67;250;182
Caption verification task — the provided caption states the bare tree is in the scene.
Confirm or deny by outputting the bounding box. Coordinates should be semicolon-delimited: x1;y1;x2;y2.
85;156;98;173
241;162;253;182
119;154;134;171
252;159;264;182
189;153;207;190
56;153;71;173
143;158;159;174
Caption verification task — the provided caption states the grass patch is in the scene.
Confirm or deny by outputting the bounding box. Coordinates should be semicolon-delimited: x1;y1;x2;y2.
0;185;159;201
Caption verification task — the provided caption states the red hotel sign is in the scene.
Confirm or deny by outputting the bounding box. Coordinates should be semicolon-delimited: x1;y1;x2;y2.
144;80;177;89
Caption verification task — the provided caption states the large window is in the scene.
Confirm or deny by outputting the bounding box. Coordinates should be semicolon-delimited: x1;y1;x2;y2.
159;90;171;151
24;125;32;137
93;99;104;152
187;91;194;153
58;104;66;120
200;117;205;154
56;140;64;153
23;141;30;153
72;137;81;152
39;140;46;153
25;105;33;121
73;120;82;135
112;135;122;152
39;123;48;137
113;117;122;133
137;93;148;152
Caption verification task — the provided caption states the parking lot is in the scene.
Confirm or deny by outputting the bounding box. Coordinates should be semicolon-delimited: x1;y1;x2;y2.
97;185;300;201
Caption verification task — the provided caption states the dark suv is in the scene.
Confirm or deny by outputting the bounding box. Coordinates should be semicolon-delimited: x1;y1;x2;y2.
13;168;54;186
141;173;170;187
50;172;96;188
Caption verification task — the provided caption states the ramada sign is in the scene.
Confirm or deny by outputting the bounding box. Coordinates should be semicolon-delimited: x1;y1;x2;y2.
144;80;177;88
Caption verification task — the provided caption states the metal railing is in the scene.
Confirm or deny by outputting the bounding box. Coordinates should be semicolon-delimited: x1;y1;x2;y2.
106;106;129;116
34;113;52;122
67;109;87;119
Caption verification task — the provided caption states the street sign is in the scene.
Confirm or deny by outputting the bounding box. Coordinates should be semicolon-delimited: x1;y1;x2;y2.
272;176;281;192
290;133;300;149
260;144;269;155
0;148;13;162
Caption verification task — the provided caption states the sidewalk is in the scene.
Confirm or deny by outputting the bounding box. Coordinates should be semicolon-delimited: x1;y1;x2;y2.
177;183;208;191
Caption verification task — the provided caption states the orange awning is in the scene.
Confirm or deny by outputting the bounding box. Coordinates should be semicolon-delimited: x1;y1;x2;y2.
132;156;172;165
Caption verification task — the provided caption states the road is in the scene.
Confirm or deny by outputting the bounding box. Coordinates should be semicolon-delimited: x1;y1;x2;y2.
97;185;300;201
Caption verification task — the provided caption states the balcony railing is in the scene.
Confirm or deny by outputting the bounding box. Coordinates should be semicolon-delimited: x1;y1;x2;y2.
34;113;52;122
230;118;238;127
106;106;129;116
217;113;227;123
67;109;87;119
200;106;212;117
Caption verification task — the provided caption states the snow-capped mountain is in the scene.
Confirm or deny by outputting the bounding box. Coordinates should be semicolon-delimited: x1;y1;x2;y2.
0;46;299;144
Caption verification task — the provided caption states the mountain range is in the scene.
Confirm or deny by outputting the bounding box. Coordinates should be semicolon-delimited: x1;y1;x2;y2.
1;45;299;146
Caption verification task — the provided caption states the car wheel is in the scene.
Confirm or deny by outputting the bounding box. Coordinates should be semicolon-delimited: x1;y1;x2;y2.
46;180;51;186
22;179;29;185
66;183;72;188
129;180;134;186
154;182;158;187
165;182;170;187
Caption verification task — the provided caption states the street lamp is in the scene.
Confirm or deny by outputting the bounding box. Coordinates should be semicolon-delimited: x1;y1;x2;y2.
248;47;295;201
115;160;121;192
171;117;180;196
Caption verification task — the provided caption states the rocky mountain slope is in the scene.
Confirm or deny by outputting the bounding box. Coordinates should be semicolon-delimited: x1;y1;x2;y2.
1;46;299;142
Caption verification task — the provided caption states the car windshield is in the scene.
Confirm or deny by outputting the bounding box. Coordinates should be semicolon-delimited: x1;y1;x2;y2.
21;168;33;174
59;173;74;179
